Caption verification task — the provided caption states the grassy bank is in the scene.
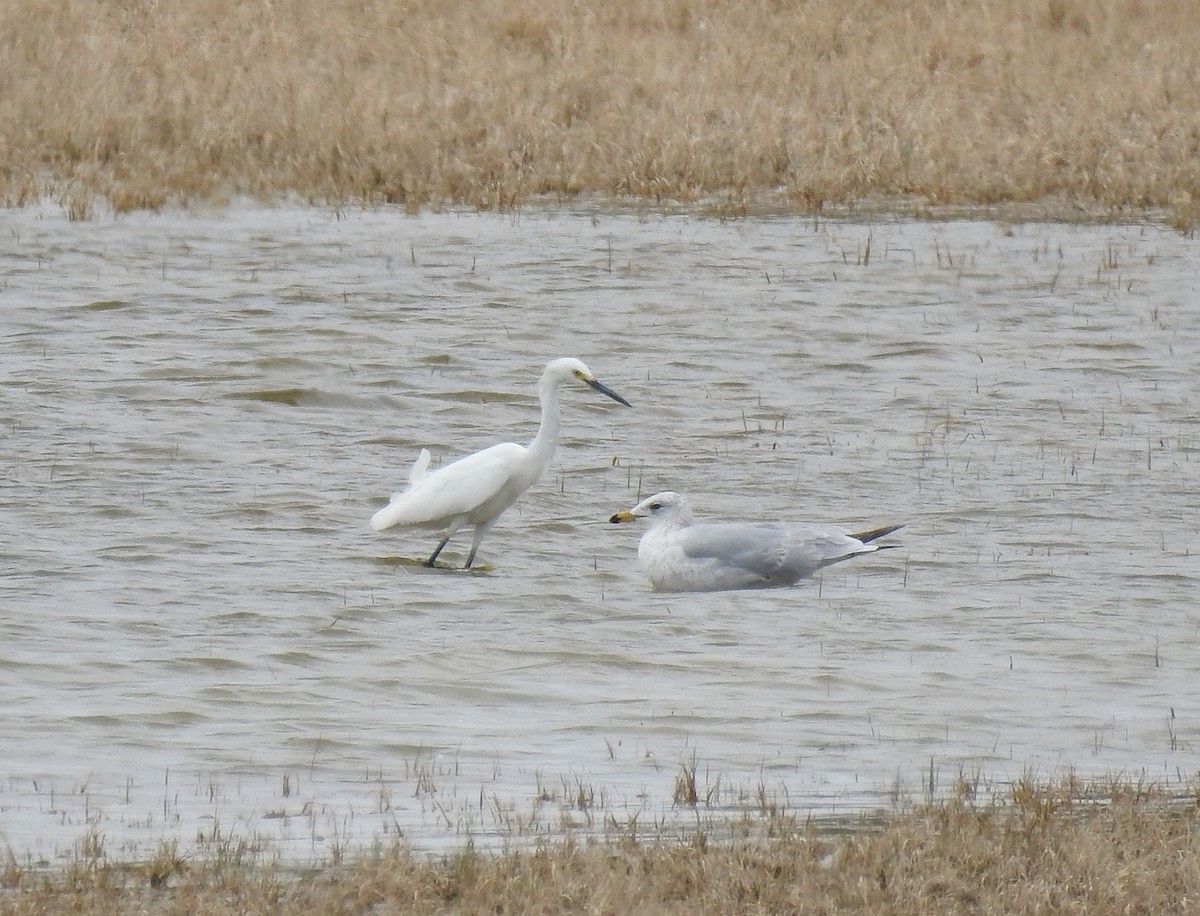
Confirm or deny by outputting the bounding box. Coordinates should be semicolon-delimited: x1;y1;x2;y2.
3;777;1198;914
2;0;1199;224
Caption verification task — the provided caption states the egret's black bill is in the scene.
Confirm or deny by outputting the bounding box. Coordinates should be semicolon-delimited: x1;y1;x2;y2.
588;378;632;407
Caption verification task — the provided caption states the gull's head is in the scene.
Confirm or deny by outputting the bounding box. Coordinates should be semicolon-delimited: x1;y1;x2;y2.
543;357;632;407
609;491;693;526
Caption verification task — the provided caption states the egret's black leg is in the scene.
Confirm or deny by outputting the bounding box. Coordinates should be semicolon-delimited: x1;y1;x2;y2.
464;522;494;569
425;536;451;567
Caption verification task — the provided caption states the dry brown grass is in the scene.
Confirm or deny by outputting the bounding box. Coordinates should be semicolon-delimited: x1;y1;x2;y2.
3;777;1200;914
3;0;1199;223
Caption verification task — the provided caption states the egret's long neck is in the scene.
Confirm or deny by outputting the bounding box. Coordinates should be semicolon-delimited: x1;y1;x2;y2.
527;375;562;475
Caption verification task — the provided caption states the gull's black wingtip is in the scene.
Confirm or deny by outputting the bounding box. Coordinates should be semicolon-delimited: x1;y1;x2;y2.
852;524;905;544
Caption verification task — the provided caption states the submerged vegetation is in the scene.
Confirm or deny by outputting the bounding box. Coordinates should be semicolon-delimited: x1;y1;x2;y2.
3;776;1199;914
2;0;1199;225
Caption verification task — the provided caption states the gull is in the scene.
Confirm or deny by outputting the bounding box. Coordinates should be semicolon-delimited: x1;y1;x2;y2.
371;357;631;568
610;491;902;592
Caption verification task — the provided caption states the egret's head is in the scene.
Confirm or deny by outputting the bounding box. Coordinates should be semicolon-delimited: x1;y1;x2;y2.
544;357;632;407
610;491;691;524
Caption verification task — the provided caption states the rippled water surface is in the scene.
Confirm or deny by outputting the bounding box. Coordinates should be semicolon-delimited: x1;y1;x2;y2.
2;201;1198;862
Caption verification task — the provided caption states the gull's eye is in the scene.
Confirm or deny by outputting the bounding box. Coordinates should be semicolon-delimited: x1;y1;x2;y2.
650;502;662;511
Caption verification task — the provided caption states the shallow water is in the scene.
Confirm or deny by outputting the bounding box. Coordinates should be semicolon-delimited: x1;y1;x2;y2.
1;201;1197;862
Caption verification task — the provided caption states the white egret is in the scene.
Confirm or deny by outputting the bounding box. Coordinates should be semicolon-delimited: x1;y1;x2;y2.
610;491;902;592
371;357;632;568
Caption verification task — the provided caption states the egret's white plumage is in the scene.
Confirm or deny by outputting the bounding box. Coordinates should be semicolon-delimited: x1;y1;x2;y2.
610;491;902;592
371;357;631;568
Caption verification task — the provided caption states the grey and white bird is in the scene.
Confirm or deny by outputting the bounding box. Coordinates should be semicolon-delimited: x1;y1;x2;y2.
371;357;631;568
610;491;902;592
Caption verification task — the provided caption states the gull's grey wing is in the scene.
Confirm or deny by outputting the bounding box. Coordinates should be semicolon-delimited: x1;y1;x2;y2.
779;526;877;577
678;523;793;580
680;522;874;584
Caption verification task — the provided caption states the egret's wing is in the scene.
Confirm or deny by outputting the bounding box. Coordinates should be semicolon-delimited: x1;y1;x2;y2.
407;448;431;486
371;443;522;529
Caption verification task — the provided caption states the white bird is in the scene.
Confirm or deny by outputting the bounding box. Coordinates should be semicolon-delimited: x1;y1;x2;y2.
610;491;902;592
371;357;631;568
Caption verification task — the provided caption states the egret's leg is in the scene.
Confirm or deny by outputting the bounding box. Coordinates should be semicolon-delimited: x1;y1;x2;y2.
464;521;495;569
427;518;465;568
425;536;451;567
